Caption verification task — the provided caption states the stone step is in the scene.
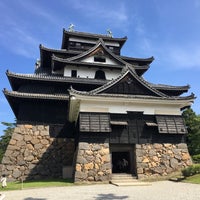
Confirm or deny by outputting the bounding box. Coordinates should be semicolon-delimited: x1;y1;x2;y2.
111;181;151;186
112;173;136;176
112;177;138;182
112;173;137;179
110;173;151;186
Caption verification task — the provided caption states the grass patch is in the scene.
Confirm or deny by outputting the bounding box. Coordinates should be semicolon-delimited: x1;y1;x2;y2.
0;179;74;191
183;174;200;184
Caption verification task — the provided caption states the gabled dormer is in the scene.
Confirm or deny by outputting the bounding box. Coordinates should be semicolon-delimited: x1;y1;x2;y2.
88;66;167;97
52;39;128;80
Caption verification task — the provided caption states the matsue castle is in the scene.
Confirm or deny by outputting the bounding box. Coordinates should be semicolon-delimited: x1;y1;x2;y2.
2;26;195;182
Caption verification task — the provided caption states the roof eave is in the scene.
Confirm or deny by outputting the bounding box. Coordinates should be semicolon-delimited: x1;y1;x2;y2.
3;89;69;101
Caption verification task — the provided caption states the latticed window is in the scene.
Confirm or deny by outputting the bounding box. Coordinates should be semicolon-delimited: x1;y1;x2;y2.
156;115;187;134
79;113;111;132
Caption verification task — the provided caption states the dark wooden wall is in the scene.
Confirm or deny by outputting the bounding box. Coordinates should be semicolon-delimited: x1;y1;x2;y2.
18;100;68;124
68;41;120;55
78;112;186;145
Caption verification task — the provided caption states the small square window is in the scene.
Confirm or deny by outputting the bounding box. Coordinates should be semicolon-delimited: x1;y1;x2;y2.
71;70;77;77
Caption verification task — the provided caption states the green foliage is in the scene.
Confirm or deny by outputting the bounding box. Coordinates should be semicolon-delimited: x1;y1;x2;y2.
0;121;16;162
192;154;200;163
182;108;200;155
182;164;200;177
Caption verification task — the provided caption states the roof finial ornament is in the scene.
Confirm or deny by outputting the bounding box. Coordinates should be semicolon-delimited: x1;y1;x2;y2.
35;59;40;69
68;23;75;32
107;29;113;37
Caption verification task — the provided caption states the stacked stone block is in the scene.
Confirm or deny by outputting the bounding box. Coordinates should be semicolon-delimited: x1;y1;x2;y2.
74;142;111;182
1;124;74;181
136;143;192;179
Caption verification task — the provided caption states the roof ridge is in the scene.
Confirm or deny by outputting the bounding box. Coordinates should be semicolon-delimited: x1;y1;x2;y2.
63;29;127;40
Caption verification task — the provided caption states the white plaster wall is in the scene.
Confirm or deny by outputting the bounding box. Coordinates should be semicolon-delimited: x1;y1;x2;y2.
82;55;119;65
64;66;121;80
79;99;182;116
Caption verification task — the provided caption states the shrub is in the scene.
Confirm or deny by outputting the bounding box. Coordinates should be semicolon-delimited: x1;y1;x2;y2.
182;164;200;177
192;154;200;163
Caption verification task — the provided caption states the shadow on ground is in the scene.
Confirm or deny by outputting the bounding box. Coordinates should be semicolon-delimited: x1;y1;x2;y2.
24;198;46;200
95;193;128;199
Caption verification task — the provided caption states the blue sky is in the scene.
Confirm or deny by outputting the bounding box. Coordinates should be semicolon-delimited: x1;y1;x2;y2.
0;0;200;134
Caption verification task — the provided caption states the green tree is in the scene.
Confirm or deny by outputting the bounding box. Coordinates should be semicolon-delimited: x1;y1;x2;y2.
183;108;200;155
0;121;16;162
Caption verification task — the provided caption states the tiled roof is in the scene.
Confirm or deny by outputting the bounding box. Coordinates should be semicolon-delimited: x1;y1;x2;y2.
40;44;154;68
3;89;69;100
40;44;80;55
69;87;195;101
68;65;195;101
150;83;190;91
6;71;108;85
52;55;124;69
120;55;154;64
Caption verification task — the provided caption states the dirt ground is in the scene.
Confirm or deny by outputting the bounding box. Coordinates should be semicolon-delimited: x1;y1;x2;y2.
1;181;200;200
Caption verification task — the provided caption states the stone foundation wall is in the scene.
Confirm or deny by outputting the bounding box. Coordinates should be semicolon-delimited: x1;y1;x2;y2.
136;143;192;179
1;124;74;181
74;142;111;182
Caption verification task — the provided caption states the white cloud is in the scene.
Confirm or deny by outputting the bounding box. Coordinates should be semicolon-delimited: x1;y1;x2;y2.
66;0;129;28
167;45;200;69
18;0;65;26
0;1;62;58
145;41;200;71
0;24;39;58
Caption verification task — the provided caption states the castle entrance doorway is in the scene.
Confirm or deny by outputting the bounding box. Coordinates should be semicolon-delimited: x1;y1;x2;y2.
112;152;130;173
110;144;136;174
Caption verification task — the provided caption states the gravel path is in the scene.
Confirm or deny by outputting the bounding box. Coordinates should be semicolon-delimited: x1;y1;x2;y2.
1;181;200;200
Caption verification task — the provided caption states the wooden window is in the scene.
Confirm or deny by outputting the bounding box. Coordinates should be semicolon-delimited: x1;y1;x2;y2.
156;115;187;134
79;113;111;132
94;70;106;80
71;70;77;77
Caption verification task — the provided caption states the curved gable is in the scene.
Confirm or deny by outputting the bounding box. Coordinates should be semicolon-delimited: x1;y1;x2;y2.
103;72;160;96
90;67;167;97
67;39;127;66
